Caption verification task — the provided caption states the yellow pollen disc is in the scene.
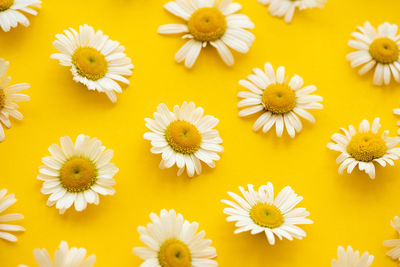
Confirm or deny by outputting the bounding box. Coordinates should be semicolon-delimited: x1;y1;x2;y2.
60;157;97;192
158;239;192;267
0;0;13;11
72;47;108;81
369;37;400;64
347;133;387;162
165;120;202;154
262;83;297;114
188;7;227;42
250;203;284;229
0;89;5;109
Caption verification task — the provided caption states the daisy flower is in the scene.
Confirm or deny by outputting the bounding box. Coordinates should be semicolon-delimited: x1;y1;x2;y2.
327;118;400;179
258;0;326;24
346;22;400;86
383;216;400;264
393;106;400;135
19;241;96;267
51;24;134;103
332;246;374;267
238;62;323;138
133;209;217;267
157;0;255;68
144;101;223;177
0;188;24;242
0;0;41;32
38;134;118;214
222;182;312;245
0;59;30;142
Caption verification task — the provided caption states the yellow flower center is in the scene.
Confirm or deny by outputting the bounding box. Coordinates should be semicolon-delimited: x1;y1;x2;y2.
262;83;297;114
0;0;13;12
250;203;284;229
72;47;108;81
158;239;192;267
165;121;202;154
369;37;399;64
60;157;97;192
0;89;5;109
188;7;227;42
347;133;387;162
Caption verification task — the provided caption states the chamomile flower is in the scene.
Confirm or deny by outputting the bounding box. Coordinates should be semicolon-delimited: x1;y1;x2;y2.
0;0;41;32
133;209;217;267
346;22;400;86
383;216;400;264
332;246;374;267
222;182;312;245
0;59;30;142
157;0;255;68
327;118;400;179
393;106;400;135
144;102;223;177
238;62;323;138
38;134;118;214
51;24;134;103
258;0;326;24
19;241;96;267
0;189;24;242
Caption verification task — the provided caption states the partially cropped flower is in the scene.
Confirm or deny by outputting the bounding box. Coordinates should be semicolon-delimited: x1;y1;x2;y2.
222;182;312;245
51;24;134;103
393;106;400;135
133;209;217;267
327;118;400;179
144;102;223;177
238;62;322;138
0;0;41;32
346;22;400;86
158;0;255;68
0;59;30;142
258;0;326;23
19;241;96;267
38;135;118;214
0;188;24;242
383;216;400;264
332;246;374;267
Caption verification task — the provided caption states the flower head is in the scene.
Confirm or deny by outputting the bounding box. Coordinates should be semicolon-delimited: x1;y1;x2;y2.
383;216;400;264
346;22;400;86
38;134;118;214
158;0;255;68
133;209;217;266
51;24;134;102
144;102;223;177
0;188;24;242
238;62;322;137
222;182;312;245
0;59;30;142
258;0;326;23
332;246;373;267
0;0;41;32
327;118;400;179
19;241;96;267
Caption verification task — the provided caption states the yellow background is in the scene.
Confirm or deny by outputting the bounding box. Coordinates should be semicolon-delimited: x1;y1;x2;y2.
1;0;400;266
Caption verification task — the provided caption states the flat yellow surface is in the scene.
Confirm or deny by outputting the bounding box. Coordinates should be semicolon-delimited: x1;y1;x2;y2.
1;0;400;266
